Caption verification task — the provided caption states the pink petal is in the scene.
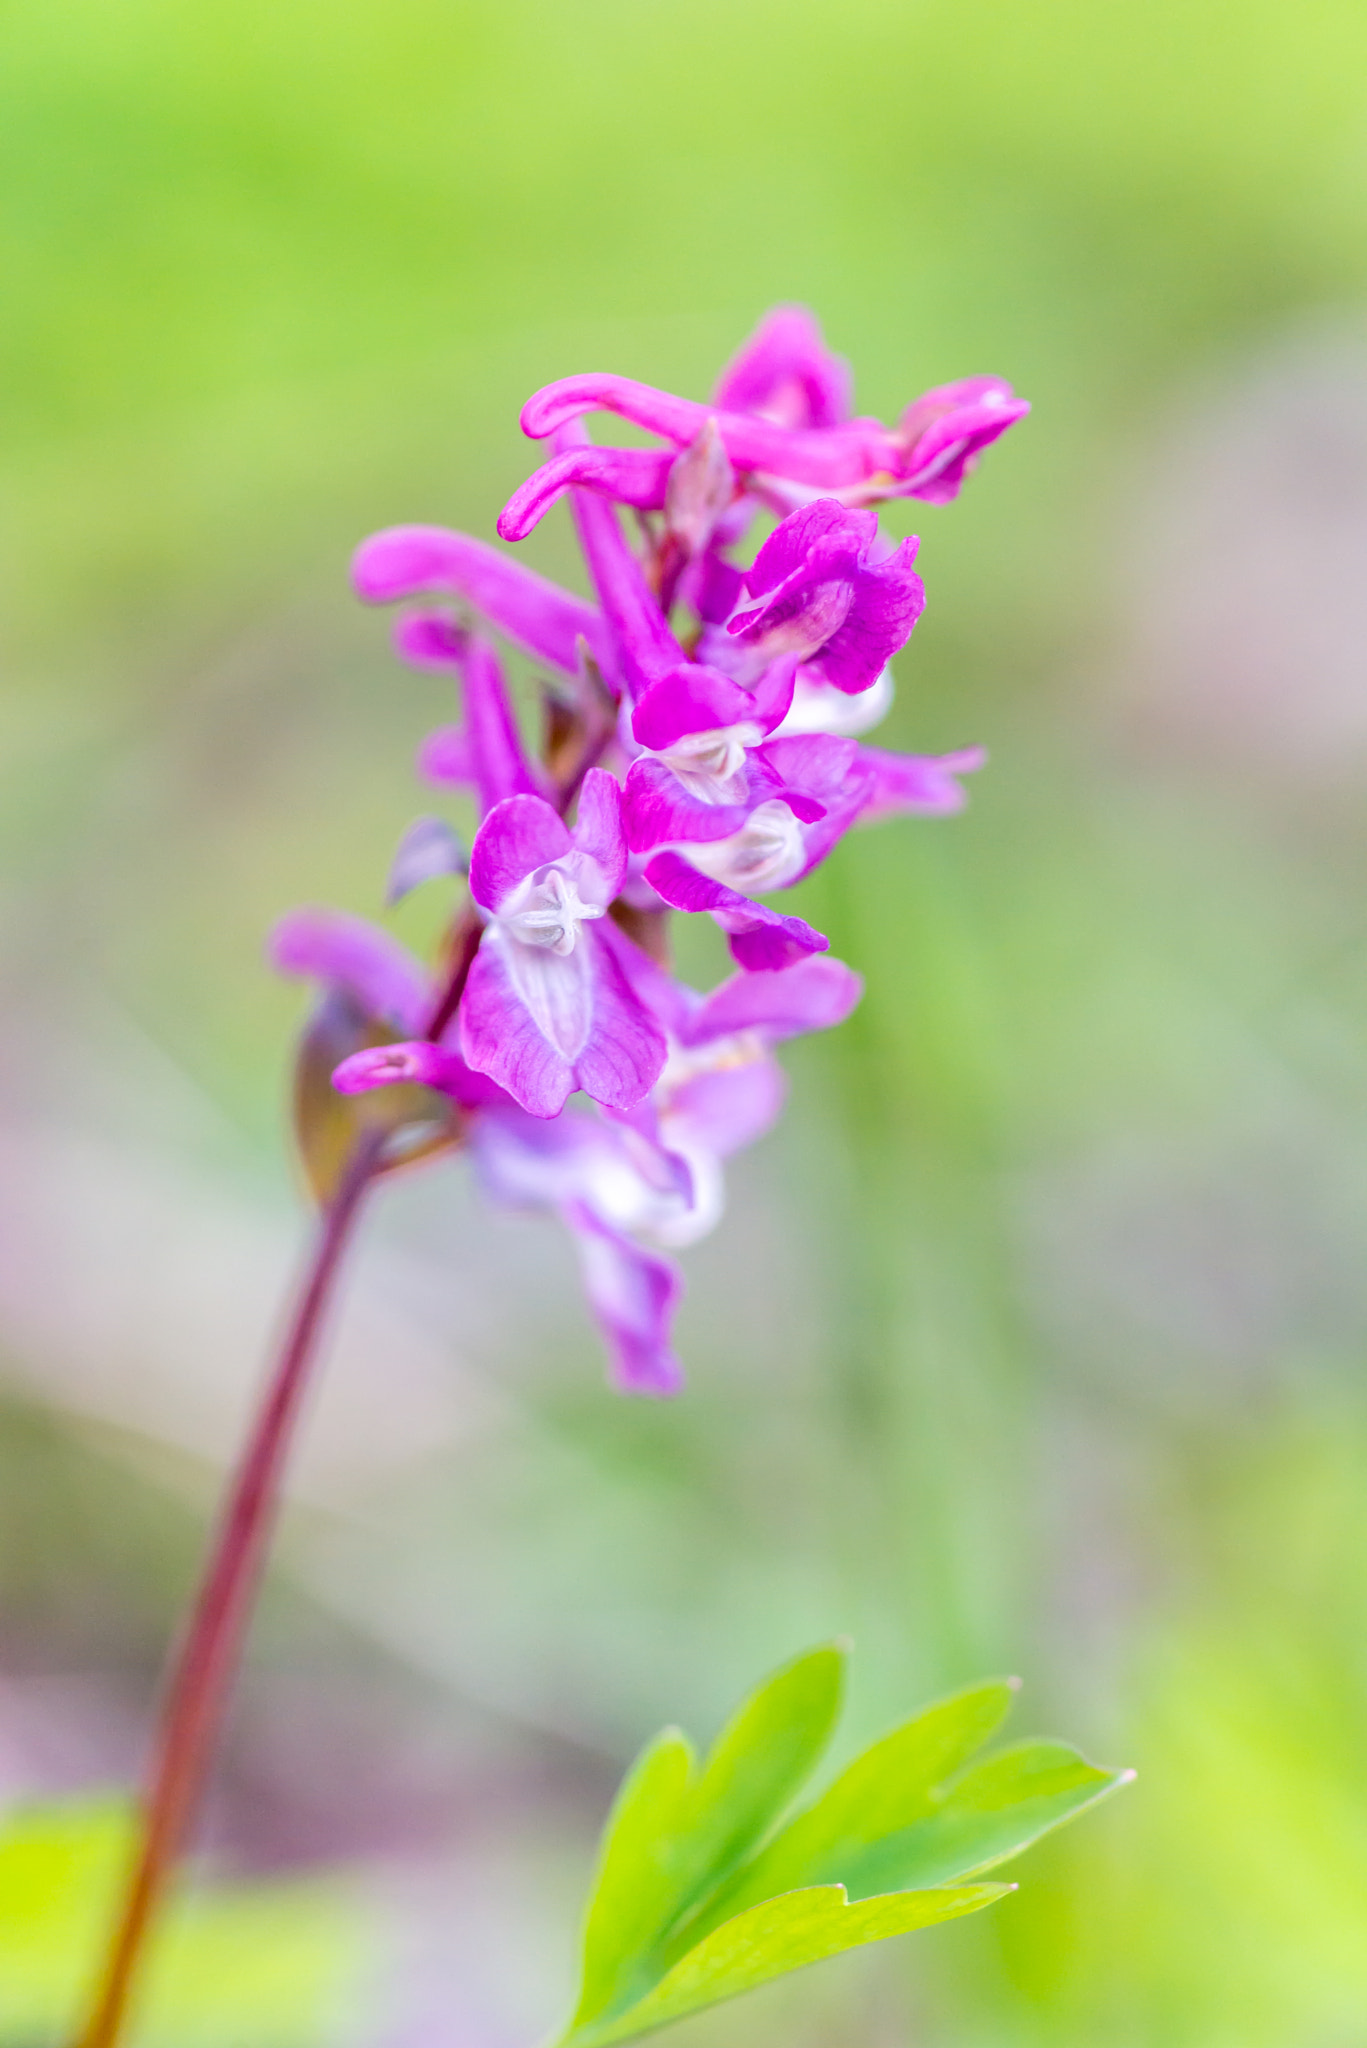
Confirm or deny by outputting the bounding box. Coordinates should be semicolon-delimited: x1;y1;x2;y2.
713;305;852;431
352;524;607;677
564;1200;684;1396
458;936;577;1117
462;636;543;812
418;724;474;790
631;664;755;750
269;908;430;1034
569;490;685;700
498;446;672;541
468;794;573;913
571;932;668;1110
572;767;629;899
685;956;863;1044
644;852;828;970
856;744;986;820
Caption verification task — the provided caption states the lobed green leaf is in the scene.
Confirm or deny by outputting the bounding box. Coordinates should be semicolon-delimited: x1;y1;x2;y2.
556;1652;1131;2048
672;1676;1015;1946
570;1644;845;2027
564;1883;1010;2048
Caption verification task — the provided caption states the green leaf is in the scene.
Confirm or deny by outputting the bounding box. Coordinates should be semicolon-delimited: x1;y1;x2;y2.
671;1642;846;1915
674;1675;1015;1944
571;1644;845;2028
839;1739;1133;1896
572;1728;698;2028
566;1883;1010;2048
0;1799;365;2047
556;1653;1131;2048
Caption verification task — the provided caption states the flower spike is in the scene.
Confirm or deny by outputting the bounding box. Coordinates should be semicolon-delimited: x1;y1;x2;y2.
300;307;1014;1389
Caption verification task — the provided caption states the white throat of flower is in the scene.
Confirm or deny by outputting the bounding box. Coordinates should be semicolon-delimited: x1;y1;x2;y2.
683;799;806;892
653;722;763;806
500;862;604;956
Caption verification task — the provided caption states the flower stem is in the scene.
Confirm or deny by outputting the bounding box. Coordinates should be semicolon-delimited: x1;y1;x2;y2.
73;1125;388;2048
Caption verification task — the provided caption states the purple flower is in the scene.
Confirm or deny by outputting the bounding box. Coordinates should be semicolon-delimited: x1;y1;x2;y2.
269;907;431;1036
516;316;1027;508
712;305;852;431
459;769;666;1118
726;499;924;695
299;308;1013;1395
353;523;617;684
336;950;861;1394
894;377;1028;506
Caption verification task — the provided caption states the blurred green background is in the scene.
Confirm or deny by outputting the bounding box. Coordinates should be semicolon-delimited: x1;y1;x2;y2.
5;0;1367;2041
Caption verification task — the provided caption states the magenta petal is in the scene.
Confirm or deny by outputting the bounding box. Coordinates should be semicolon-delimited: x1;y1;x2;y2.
522;375;897;489
269;908;430;1033
522;374;713;447
644;852;828;969
564;1199;684;1397
857;744;985;820
572;767;628;898
714;305;852;431
352;525;606;677
331;1038;508;1110
686;955;863;1044
731;501;923;695
418;724;474;790
458;937;576;1117
671;1059;787;1160
463;637;543;812
571;932;667;1110
386;816;467;904
631;664;753;750
570;491;685;699
498;446;672;541
393;608;468;670
621;759;757;853
468;794;573;913
896;380;1030;504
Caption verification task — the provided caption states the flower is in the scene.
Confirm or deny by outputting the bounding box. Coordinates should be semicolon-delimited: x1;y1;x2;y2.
514;306;1028;510
324;948;860;1394
459;771;667;1118
273;308;1014;1390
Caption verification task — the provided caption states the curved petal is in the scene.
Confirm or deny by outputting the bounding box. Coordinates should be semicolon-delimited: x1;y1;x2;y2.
468;794;573;913
498;445;672;541
564;1199;685;1396
332;1038;511;1110
622;756;785;854
714;305;852;431
418;724;474;789
269;908;430;1034
352;524;606;677
458;934;577;1117
856;744;985;820
684;955;863;1045
571;931;668;1111
670;1058;787;1159
462;636;544;811
569;490;684;699
521;375;899;488
644;852;828;970
572;766;629;901
392;608;468;670
897;380;1030;504
631;664;755;750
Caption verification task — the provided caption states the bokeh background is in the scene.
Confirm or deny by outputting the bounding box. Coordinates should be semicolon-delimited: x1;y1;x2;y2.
5;1;1367;2040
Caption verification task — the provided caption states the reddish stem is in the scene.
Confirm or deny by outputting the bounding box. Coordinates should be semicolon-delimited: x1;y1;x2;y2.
73;1126;386;2048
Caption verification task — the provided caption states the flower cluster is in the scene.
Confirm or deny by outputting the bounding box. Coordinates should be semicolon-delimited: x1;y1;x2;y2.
271;309;1025;1393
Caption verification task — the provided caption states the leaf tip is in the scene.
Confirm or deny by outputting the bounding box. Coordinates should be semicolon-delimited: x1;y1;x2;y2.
1117;1766;1138;1785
